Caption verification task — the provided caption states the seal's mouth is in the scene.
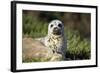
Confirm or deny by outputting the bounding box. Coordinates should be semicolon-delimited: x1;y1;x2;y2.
53;27;61;35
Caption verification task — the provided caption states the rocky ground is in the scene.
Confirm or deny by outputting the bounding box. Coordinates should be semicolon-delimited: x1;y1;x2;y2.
22;37;63;62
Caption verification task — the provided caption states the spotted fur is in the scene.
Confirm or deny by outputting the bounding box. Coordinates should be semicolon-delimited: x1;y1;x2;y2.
36;20;67;59
44;20;67;59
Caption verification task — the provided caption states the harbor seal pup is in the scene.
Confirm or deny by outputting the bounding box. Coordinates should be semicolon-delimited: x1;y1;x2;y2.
39;20;67;59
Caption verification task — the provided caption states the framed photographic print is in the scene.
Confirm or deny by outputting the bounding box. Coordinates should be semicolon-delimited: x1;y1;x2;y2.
11;1;98;72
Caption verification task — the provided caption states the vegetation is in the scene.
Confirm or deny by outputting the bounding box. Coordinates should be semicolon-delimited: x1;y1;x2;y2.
23;57;51;62
66;30;90;60
23;15;48;38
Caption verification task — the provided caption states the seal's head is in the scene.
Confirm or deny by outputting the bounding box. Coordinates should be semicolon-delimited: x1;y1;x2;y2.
48;20;64;36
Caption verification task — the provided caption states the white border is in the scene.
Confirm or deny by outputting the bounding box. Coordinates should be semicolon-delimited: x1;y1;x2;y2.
16;3;96;70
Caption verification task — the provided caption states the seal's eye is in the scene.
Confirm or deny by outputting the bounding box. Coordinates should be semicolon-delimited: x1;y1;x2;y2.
58;24;62;27
50;24;53;28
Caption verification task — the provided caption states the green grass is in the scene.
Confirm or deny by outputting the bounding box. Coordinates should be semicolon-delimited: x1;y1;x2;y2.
66;30;91;60
23;57;51;63
23;15;48;38
23;15;91;62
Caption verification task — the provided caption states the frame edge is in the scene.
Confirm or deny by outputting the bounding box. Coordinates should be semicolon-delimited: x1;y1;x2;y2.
11;1;17;72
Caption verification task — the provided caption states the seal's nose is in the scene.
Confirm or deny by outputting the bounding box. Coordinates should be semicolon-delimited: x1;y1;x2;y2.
53;27;59;32
53;27;61;35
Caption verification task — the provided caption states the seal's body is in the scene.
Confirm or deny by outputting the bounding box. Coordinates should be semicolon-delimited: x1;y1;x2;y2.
43;20;67;59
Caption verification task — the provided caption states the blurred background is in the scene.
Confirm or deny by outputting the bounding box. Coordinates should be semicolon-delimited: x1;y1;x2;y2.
23;10;91;60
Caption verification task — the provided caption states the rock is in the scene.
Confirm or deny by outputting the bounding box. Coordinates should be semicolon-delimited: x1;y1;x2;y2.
22;37;63;62
22;37;52;62
50;53;63;61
